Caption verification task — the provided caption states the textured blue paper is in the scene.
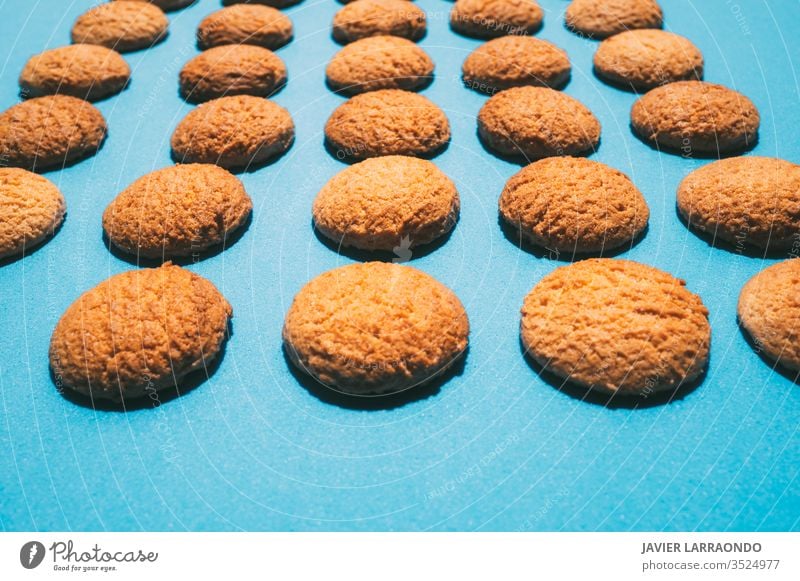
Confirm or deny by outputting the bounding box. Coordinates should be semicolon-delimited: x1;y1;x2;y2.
0;0;798;532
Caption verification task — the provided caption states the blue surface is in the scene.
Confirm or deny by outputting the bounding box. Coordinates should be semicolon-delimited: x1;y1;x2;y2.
1;0;799;532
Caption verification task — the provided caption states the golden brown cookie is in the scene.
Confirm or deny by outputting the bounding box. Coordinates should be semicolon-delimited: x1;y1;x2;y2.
521;258;710;395
738;259;800;372
462;36;571;93
325;89;449;160
0;95;107;171
500;157;649;253
0;168;66;260
594;29;703;91
49;263;232;402
313;156;459;251
450;0;543;39
630;81;760;154
19;44;130;102
283;262;469;395
196;4;293;50
565;0;663;39
103;164;253;259
478;86;600;160
171;95;294;169
71;1;169;53
332;0;426;44
179;45;287;103
113;0;196;12
326;35;433;95
223;0;303;9
676;157;800;252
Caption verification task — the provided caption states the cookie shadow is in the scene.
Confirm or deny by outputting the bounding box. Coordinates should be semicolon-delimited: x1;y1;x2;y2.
170;139;293;174
332;29;428;47
629;123;758;160
325;74;434;97
476;127;599;166
178;78;287;105
20;78;132;104
0;216;67;268
323;135;450;165
283;344;467;411
591;66;703;95
737;322;800;386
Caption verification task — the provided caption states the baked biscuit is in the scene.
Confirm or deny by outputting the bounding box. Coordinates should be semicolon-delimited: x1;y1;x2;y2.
325;89;450;160
196;5;293;50
283;262;469;395
19;44;130;102
521;258;710;395
478;86;600;160
450;0;544;39
0;168;66;259
565;0;663;39
49;263;232;402
630;81;760;154
113;0;196;12
326;36;433;95
71;1;169;53
313;156;459;251
180;45;287;102
222;0;303;9
103;164;253;259
332;0;426;44
500;157;649;253
0;95;107;171
171;95;294;169
738;259;800;372
462;36;571;93
677;157;800;252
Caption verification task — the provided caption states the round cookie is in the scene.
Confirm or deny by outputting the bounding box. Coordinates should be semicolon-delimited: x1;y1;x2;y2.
738;259;800;372
112;0;196;12
179;45;287;103
565;0;663;39
0;95;107;171
500;157;649;253
49;263;232;402
0;169;66;260
630;81;760;154
325;89;450;160
521;258;710;395
676;157;800;252
326;35;434;95
478;86;601;160
19;44;130;102
171;95;294;169
594;29;703;91
71;1;169;53
450;0;544;39
282;262;469;395
222;0;303;9
462;36;571;93
196;5;293;50
332;0;426;44
313;156;459;251
103;164;253;259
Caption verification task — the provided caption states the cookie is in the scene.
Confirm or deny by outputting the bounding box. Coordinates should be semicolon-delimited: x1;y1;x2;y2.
282;262;469;395
630;81;760;154
738;259;800;372
325;89;449;160
478;86;600;160
313;156;459;251
0;169;66;260
326;35;433;95
500;157;649;253
594;29;703;91
676;157;800;252
332;0;426;44
0;95;107;171
196;5;293;50
113;0;196;12
222;0;303;9
179;45;287;103
450;0;544;39
565;0;663;39
71;1;169;53
462;36;571;93
103;164;253;259
19;44;130;102
521;258;710;395
49;263;232;402
171;95;294;169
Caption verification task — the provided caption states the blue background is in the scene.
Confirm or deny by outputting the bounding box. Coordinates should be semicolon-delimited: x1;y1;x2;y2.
0;0;798;531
